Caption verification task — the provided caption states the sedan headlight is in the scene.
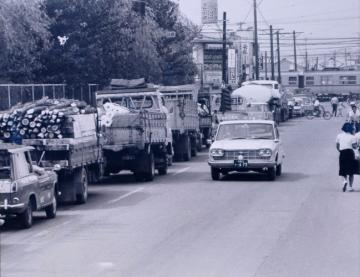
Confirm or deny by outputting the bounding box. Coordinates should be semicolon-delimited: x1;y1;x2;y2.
258;148;273;157
210;149;225;157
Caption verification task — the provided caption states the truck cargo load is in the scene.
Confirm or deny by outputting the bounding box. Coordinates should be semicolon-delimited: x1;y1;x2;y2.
96;82;171;181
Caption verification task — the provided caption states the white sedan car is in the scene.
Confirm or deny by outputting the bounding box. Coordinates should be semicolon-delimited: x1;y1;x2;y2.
208;120;285;181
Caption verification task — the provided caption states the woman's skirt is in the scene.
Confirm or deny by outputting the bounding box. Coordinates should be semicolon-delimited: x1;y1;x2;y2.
339;149;357;176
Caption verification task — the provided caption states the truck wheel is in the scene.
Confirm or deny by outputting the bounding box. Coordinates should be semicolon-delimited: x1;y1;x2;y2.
196;137;202;152
144;152;155;182
183;136;191;161
276;164;282;176
158;164;168;176
45;195;57;219
76;168;88;204
267;167;276;181
211;167;220;181
134;172;144;182
167;155;173;166
191;146;197;157
19;200;34;229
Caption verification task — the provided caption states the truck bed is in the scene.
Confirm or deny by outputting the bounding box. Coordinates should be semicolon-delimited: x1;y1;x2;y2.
23;135;102;169
166;99;199;132
159;85;200;133
102;110;168;151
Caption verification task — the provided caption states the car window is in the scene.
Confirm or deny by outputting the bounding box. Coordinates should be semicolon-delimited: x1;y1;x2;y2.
216;123;275;140
12;152;30;179
0;151;11;179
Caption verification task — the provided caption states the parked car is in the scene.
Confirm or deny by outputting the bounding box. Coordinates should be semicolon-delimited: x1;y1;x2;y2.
208;120;285;181
0;144;58;228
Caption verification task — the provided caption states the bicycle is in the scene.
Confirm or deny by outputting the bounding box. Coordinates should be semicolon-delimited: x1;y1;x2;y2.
305;105;332;120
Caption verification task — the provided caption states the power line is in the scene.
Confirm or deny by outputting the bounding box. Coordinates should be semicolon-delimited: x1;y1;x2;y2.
245;16;359;26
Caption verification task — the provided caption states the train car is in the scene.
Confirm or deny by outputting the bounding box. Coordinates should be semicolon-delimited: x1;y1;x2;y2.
280;70;360;96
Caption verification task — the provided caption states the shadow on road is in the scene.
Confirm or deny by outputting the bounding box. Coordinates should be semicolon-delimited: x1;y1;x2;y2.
219;171;309;182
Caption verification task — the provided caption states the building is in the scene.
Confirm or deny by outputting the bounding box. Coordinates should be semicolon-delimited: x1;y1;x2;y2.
192;0;239;87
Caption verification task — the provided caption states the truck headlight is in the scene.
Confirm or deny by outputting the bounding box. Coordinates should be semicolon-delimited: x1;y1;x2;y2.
258;149;272;157
210;149;225;157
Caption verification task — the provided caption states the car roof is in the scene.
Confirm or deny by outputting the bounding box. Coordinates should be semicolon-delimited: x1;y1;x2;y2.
0;143;34;153
219;120;275;125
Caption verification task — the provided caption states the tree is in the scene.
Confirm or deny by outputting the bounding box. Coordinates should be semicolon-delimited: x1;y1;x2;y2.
146;0;198;85
0;0;50;82
41;0;162;86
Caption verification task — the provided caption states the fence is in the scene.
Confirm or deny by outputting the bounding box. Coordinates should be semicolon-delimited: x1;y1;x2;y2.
0;84;100;110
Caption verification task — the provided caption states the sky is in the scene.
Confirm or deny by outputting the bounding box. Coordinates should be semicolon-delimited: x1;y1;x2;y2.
178;0;360;64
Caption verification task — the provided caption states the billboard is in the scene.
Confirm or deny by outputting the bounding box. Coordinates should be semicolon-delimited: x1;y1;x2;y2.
201;0;218;24
203;48;222;71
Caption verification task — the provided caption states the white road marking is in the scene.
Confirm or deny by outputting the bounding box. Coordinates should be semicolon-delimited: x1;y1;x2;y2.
108;187;145;204
33;230;49;238
172;167;190;176
98;262;115;268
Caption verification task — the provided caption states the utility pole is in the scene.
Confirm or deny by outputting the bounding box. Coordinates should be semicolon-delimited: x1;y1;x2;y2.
293;30;297;71
276;31;281;84
316;57;319;70
305;38;308;71
253;0;259;80
265;51;268;80
345;48;348;67
270;25;275;81
222;12;228;84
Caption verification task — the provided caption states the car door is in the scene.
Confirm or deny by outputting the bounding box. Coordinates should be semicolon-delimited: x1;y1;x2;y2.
11;152;38;208
25;151;53;208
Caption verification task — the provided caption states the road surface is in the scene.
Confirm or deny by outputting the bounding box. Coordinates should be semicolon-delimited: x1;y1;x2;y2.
1;116;360;277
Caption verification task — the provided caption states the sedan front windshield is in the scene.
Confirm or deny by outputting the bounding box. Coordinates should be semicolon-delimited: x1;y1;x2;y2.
216;123;275;141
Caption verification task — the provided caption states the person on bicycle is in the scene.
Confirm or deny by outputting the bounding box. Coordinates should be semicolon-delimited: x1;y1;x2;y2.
313;98;320;116
331;96;339;117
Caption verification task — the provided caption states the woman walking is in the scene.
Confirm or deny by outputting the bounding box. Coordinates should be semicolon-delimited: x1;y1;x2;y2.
336;122;357;192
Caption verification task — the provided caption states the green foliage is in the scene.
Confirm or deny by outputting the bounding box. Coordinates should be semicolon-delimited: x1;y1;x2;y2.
40;0;163;86
0;0;197;86
0;0;50;82
146;0;198;85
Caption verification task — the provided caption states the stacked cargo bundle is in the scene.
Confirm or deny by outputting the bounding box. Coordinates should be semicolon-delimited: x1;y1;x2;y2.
99;102;131;127
0;98;96;141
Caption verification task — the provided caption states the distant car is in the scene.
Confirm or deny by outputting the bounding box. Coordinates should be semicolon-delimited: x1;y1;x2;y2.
292;98;305;117
0;144;58;228
208;120;285;181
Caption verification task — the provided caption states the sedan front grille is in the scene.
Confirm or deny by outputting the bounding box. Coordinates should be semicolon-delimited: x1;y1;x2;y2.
214;150;270;160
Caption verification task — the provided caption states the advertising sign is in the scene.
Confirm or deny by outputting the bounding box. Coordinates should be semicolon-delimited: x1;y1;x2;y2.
201;0;218;24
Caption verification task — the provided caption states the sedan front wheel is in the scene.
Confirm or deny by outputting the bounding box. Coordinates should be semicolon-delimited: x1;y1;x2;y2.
211;167;220;180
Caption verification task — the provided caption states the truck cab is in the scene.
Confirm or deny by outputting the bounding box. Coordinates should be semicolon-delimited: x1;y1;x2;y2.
0;144;57;228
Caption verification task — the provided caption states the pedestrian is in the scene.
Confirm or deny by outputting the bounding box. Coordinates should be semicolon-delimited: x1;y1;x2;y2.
331;96;339;117
347;102;360;130
336;122;357;192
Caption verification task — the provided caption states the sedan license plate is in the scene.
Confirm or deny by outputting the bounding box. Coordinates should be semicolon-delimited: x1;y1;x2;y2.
234;159;248;168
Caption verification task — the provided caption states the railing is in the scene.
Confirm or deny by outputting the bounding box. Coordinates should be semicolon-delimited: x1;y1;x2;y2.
0;84;100;110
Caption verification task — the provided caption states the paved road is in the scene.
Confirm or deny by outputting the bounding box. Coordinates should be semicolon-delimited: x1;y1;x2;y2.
1;116;360;277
